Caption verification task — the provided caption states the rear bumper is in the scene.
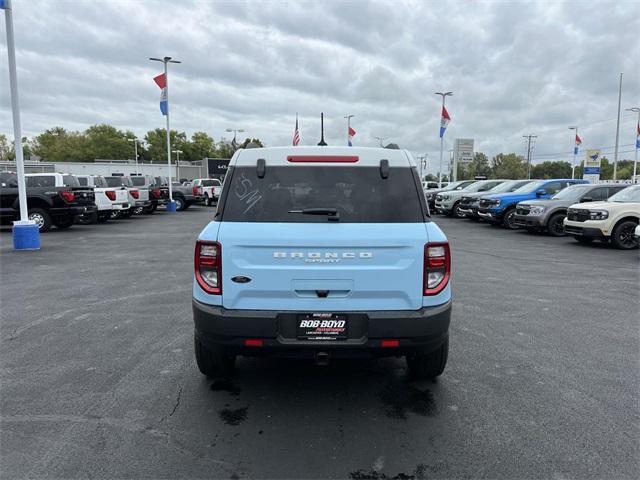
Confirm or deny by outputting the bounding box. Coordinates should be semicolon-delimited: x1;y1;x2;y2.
193;299;452;358
50;205;97;216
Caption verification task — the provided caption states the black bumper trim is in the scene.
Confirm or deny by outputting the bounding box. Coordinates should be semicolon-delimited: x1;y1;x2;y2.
193;299;451;357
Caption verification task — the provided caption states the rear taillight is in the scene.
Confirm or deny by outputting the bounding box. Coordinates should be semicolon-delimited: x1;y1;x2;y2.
105;190;116;201
59;191;75;203
423;242;450;296
151;188;161;198
130;189;139;199
192;186;199;196
195;240;222;295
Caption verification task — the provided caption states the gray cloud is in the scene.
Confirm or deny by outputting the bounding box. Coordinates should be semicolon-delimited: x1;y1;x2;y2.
1;0;638;173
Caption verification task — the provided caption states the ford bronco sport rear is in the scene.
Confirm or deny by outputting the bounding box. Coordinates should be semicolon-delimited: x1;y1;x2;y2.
192;147;452;379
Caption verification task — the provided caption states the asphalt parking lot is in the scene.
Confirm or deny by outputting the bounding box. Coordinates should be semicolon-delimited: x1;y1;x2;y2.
1;208;638;479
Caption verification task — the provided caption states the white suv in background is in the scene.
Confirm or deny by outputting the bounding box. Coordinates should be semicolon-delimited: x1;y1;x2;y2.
564;185;640;249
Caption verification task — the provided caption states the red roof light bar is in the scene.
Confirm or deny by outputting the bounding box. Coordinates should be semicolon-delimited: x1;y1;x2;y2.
287;155;359;163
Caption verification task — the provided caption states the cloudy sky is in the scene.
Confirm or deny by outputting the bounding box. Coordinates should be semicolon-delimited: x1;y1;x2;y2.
1;0;638;173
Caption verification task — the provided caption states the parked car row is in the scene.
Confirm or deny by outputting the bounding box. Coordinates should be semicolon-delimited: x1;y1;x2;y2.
428;178;640;249
0;172;223;232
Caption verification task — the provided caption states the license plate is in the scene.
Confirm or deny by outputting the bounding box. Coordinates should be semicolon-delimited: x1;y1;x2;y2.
297;313;347;341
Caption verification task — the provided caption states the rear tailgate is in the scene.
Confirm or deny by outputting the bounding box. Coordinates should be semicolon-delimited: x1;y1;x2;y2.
70;187;95;206
218;223;428;311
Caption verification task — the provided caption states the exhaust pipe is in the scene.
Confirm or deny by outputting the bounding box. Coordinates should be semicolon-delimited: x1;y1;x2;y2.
315;352;330;366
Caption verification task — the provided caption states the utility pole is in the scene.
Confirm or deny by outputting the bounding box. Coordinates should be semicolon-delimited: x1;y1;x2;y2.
626;107;640;182
613;72;623;180
172;149;183;181
128;137;139;175
523;134;537;179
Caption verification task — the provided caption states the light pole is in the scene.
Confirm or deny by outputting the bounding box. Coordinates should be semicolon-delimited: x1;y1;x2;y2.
149;56;180;207
613;72;623;181
128;138;139;175
627;107;640;182
172;149;183;181
226;128;244;150
435;91;453;188
568;126;579;179
344;114;354;146
3;0;40;249
373;136;384;147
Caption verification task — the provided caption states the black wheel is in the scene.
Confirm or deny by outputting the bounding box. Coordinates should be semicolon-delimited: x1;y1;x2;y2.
77;212;98;225
133;206;144;215
150;203;158;212
110;210;120;219
28;208;52;232
174;196;186;211
194;335;236;378
54;216;75;229
547;213;567;237
204;193;211;206
142;205;154;215
611;220;639;250
574;236;594;244
452;202;465;218
502;208;518;229
120;208;133;218
97;212;111;223
406;338;448;379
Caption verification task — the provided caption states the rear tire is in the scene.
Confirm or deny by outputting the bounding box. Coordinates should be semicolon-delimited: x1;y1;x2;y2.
194;335;236;378
406;338;448;379
28;208;52;232
97;212;111;223
547;213;566;237
174;196;186;211
611;220;639;250
204;193;211;206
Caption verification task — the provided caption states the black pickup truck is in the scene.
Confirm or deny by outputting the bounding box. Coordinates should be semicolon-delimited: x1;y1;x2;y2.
0;172;97;232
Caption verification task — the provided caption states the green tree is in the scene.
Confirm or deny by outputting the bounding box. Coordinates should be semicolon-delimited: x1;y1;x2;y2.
144;128;188;163
239;137;264;149
0;134;12;160
31;127;88;162
491;153;527;179
84;124;131;160
183;131;215;161
530;161;572;179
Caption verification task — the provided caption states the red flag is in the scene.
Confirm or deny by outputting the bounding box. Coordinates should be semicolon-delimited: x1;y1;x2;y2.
153;73;166;89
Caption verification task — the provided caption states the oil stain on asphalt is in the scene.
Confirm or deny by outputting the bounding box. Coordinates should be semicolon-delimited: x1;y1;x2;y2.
377;379;437;420
349;463;430;480
218;407;248;426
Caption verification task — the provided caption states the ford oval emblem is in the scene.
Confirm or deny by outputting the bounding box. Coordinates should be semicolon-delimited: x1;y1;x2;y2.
231;276;251;284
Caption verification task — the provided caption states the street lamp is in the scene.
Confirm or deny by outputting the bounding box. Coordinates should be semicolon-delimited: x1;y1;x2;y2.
435;91;453;188
149;56;181;208
568;126;578;179
226;128;244;150
172;149;183;181
344;114;354;146
373;136;384;147
128;137;139;175
626;107;640;182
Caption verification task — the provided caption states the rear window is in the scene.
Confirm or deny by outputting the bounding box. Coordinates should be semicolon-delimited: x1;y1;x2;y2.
105;177;123;187
77;177;88;186
220;166;427;223
26;176;55;187
130;177;146;186
62;175;80;187
202;180;219;187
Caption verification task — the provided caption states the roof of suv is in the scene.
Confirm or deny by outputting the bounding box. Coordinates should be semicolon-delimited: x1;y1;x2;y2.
232;146;414;167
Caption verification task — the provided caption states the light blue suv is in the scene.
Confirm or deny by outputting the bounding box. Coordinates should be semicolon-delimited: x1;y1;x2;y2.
193;147;452;379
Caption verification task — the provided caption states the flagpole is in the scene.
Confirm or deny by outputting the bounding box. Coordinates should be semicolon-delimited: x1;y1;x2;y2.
569;126;578;179
3;0;40;249
435;91;453;188
344;114;354;146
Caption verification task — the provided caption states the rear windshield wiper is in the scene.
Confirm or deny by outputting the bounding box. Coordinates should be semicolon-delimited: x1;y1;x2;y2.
288;208;340;221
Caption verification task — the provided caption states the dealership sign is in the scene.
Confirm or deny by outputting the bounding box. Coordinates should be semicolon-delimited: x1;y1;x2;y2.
583;149;601;182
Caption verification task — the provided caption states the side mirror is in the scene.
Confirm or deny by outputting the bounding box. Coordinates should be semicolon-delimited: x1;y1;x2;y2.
581;196;593;203
536;189;546;197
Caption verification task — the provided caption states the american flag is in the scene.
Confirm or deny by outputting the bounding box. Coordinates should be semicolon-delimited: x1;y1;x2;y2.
293;114;301;146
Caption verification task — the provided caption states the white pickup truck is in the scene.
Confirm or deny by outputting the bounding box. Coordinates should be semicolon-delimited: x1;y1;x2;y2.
75;174;130;222
192;178;222;206
104;176;145;217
